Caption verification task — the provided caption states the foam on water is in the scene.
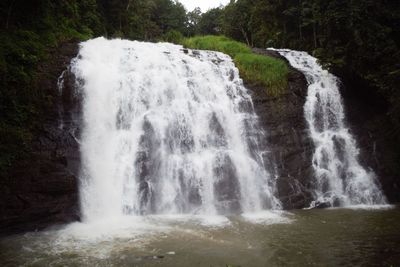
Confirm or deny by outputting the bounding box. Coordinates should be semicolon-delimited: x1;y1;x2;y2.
3;207;400;266
338;204;394;210
242;211;293;225
9;213;289;262
147;214;231;227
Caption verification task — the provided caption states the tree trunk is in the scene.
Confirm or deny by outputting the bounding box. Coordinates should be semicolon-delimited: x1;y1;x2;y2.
126;0;132;11
241;27;251;47
6;0;16;29
298;0;303;41
313;22;317;48
283;22;287;46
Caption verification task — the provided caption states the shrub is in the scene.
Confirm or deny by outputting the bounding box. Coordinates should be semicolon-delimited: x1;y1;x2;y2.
163;30;184;44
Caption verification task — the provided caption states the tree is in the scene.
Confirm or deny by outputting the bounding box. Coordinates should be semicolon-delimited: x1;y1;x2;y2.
185;7;201;36
198;8;223;35
221;0;253;46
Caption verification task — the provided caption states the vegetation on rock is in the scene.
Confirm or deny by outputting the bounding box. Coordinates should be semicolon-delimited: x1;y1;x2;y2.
182;36;288;95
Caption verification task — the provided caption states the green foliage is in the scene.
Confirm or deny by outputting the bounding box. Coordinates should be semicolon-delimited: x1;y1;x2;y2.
0;0;103;176
162;30;184;43
182;36;288;96
185;7;202;36
235;53;288;96
98;0;187;40
195;0;399;134
197;8;223;35
182;36;251;57
0;30;45;83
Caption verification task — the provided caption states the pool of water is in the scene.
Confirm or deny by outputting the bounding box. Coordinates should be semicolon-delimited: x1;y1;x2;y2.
1;206;399;266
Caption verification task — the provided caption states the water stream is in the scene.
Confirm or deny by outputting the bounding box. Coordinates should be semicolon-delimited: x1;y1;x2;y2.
269;49;387;207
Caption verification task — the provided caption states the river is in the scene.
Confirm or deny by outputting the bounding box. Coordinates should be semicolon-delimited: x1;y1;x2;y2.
1;206;399;266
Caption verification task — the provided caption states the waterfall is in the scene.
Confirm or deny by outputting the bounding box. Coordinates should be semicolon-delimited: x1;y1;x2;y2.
270;49;387;207
71;38;280;222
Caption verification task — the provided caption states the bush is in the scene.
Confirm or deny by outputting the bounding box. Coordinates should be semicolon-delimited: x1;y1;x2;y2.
162;30;184;44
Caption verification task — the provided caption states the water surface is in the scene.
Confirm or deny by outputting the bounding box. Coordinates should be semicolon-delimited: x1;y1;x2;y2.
1;206;399;266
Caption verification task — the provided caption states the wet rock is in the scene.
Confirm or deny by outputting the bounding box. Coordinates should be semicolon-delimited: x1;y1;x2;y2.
247;48;315;209
311;201;332;209
336;69;400;204
213;154;241;214
0;40;81;236
153;255;164;259
276;177;314;209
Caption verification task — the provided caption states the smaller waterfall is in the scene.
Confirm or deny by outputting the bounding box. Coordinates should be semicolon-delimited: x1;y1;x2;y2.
270;49;387;207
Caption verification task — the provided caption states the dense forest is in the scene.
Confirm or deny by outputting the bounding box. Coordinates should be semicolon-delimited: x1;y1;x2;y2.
0;0;399;177
218;0;400;139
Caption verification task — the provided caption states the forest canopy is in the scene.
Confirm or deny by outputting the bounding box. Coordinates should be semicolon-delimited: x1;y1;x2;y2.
0;0;399;175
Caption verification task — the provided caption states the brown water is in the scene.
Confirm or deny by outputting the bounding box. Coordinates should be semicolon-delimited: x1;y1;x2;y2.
1;206;399;267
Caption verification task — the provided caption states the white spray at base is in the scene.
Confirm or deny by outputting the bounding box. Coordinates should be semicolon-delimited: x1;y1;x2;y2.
269;49;387;207
71;38;281;223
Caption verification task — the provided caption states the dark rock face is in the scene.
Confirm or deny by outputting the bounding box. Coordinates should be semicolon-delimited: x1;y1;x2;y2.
337;71;400;204
0;40;81;235
248;49;400;208
247;48;315;209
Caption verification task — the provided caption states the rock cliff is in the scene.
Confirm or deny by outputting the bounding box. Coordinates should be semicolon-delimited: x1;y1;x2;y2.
0;41;81;235
247;48;314;209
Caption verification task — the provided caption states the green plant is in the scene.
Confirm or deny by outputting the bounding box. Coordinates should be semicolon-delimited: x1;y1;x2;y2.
182;35;288;96
234;53;288;96
162;30;184;43
182;35;251;57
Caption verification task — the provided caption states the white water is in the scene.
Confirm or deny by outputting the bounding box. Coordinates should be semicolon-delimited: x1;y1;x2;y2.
270;49;387;207
71;38;280;222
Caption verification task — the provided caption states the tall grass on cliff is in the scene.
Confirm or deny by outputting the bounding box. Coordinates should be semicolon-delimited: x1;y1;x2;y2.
182;36;288;96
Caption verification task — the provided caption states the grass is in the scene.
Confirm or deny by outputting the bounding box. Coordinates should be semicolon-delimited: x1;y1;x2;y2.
182;35;251;57
235;53;288;96
181;35;288;96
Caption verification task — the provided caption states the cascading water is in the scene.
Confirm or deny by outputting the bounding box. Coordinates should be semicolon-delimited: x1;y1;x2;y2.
270;49;387;207
71;38;280;222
